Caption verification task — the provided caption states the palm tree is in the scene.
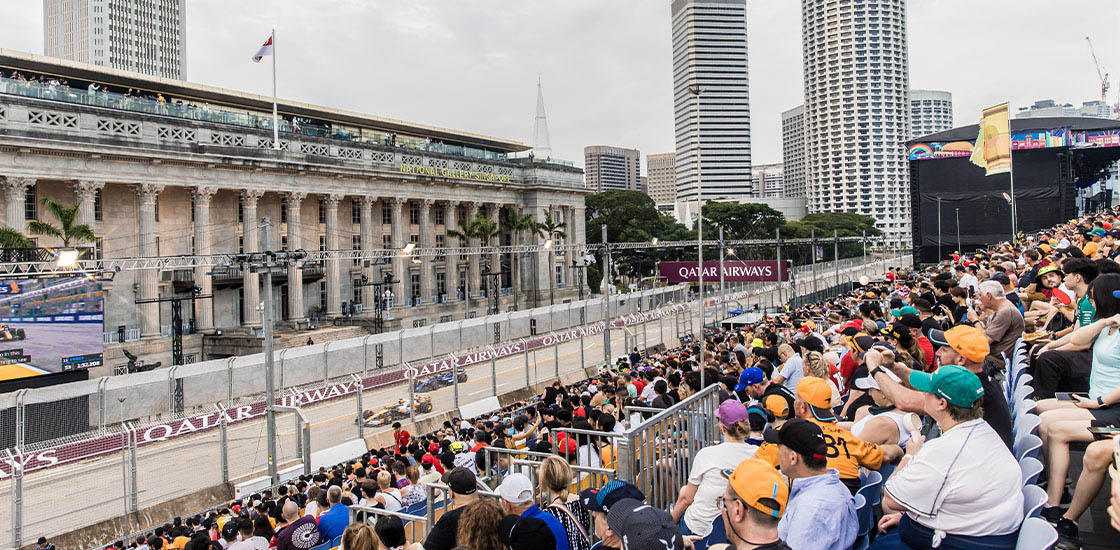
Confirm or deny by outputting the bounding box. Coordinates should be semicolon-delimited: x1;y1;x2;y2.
0;227;32;249
28;198;95;247
504;208;535;296
537;214;567;305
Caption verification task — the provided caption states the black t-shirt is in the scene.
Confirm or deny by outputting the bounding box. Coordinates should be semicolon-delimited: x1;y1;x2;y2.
979;359;1015;451
920;316;943;341
275;516;321;550
762;383;795;420
423;506;466;550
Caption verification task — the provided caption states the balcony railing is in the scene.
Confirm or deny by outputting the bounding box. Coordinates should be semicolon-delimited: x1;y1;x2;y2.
0;76;512;162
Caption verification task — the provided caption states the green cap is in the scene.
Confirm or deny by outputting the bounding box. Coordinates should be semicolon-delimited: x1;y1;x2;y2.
891;306;919;317
908;365;984;408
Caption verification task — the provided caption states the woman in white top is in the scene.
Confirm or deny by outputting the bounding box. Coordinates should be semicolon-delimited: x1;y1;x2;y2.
372;470;403;513
847;373;912;447
669;400;760;550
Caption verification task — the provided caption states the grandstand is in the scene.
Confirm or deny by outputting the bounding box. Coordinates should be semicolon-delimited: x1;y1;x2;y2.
9;214;1120;550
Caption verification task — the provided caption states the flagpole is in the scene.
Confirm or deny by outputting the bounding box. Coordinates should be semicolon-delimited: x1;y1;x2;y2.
271;29;279;150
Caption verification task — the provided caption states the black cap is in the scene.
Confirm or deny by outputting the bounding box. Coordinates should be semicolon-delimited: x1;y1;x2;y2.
499;516;558;550
987;272;1011;285
898;313;922;329
441;467;477;495
851;335;877;354
763;418;829;459
798;335;825;354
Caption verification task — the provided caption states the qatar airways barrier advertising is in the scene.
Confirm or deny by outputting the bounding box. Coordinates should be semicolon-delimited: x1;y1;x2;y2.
657;261;789;283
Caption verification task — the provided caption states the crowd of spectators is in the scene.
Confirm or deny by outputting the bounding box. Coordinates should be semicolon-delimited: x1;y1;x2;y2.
89;207;1120;550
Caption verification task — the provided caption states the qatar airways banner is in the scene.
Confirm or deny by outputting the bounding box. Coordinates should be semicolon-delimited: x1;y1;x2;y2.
658;261;789;283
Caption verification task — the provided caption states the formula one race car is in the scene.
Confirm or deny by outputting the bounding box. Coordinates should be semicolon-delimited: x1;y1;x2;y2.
413;370;468;392
358;396;434;427
0;325;26;341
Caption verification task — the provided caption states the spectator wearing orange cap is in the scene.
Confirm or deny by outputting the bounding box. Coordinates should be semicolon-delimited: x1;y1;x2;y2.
706;459;791;550
755;377;901;494
865;325;1014;450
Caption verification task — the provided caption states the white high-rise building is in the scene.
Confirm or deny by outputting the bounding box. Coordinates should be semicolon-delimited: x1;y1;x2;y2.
671;0;752;206
802;0;911;244
781;105;807;199
44;0;187;80
584;146;641;192
910;89;953;138
1015;99;1116;120
752;163;784;198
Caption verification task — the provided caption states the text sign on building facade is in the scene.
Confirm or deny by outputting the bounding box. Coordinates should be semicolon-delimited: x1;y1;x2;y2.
658;261;789;283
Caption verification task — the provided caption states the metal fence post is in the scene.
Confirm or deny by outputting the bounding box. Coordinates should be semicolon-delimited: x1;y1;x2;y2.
219;411;229;483
97;377;108;430
406;362;416;425
9;448;22;549
226;357;236;406
353;374;365;439
322;341;333;382
450;353;461;411
554;338;560;378
579;330;585;371
429;325;436;361
128;422;138;512
302;422;312;475
490;348;498;396
362;335;372;373
278;349;289;391
523;340;531;389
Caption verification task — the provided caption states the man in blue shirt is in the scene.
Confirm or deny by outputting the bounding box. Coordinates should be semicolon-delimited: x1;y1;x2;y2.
316;486;349;542
498;473;570;550
766;419;857;550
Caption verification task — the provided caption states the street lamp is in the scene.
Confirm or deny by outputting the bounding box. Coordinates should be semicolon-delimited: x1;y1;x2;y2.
1002;192;1017;241
688;84;706;376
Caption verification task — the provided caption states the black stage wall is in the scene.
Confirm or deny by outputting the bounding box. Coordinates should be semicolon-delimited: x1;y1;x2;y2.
910;148;1077;264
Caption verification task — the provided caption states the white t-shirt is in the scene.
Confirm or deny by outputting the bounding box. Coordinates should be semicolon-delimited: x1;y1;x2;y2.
851;409;910;447
682;441;760;537
779;354;804;391
884;419;1022;536
229;537;269;550
304;501;320;517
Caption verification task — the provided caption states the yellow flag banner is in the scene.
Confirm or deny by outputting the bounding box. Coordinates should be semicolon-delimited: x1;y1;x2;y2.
970;102;1012;175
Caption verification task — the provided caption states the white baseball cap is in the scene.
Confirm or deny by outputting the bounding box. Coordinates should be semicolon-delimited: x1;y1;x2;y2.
498;473;534;504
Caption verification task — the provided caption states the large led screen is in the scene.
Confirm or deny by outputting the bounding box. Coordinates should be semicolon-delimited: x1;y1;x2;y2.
0;276;103;381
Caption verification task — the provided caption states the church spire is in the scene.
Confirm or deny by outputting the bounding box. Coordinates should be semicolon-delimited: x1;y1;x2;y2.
531;76;552;159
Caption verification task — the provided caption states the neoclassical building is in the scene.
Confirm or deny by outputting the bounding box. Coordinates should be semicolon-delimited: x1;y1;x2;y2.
0;49;587;371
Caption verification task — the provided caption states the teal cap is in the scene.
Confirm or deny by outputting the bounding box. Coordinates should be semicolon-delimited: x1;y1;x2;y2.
909;365;984;408
891;306;919;317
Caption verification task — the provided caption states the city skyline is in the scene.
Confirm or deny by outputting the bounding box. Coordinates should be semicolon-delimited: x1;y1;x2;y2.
1;1;1118;168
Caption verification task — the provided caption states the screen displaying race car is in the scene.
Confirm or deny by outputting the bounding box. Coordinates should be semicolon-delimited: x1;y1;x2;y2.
0;276;103;381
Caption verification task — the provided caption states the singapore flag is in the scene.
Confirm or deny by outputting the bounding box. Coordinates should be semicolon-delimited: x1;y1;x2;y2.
251;35;274;63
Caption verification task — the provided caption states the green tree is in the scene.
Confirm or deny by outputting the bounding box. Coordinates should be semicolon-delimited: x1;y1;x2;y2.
503;208;536;294
0;227;33;249
28;198;95;247
585;191;693;288
702;202;786;240
537;213;567;305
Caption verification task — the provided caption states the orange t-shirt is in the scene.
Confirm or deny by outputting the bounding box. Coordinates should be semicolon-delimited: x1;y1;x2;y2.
754;420;884;481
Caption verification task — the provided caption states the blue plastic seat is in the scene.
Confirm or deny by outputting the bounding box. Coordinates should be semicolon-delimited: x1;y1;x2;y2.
1015;517;1057;549
1014;413;1041;440
1015;434;1042;462
1019;456;1043;488
856;469;883;508
1021;484;1046;519
851;493;870;550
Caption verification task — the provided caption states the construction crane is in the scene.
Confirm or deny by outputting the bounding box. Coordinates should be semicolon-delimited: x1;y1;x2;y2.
1086;36;1117;117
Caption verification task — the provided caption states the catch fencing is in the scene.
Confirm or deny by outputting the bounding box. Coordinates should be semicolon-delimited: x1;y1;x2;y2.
0;251;904;548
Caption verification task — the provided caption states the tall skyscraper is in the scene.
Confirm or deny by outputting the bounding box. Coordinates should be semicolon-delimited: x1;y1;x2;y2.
584;146;641;192
44;0;187;80
781;105;807;199
910;90;954;138
671;0;752;206
802;0;911;243
646;152;678;206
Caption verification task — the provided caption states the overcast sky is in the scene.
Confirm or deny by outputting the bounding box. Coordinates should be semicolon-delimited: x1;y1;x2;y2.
3;1;1118;169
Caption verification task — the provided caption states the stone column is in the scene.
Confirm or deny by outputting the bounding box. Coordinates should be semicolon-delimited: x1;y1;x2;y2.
137;184;165;337
531;205;551;300
419;198;435;305
490;204;502;289
242;190;264;328
74;180;105;229
564;205;576;289
359;196;377;309
444;200;459;300
390;197;407;304
324;194;343;318
466;202;480;299
192;186;217;331
3;177;34;232
285;192;307;322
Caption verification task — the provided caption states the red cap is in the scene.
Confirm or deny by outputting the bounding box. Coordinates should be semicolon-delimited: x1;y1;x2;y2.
421;453;436;465
557;434;578;455
428;442;439;453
